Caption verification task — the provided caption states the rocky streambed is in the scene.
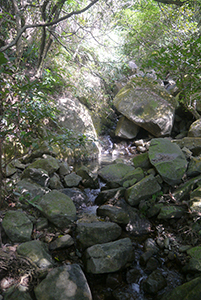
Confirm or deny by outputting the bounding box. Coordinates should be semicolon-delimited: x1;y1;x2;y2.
1;136;201;300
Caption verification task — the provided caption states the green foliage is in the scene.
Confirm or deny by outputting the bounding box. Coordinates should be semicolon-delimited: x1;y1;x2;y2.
0;52;88;163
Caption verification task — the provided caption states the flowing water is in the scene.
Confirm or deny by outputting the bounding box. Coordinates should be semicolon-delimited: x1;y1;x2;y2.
72;136;185;300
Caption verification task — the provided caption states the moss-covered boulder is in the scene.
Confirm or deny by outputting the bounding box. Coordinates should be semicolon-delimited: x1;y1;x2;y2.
125;174;161;206
173;137;201;156
187;156;201;177
17;240;53;269
76;166;99;188
37;190;76;228
190;187;201;213
34;264;92;300
98;163;135;186
113;77;177;137
76;221;122;249
172;175;201;201
157;205;185;220
27;155;59;175
2;210;33;243
83;238;133;274
21;168;49;187
149;138;188;186
63;172;82;187
132;152;152;169
161;276;201;300
57;97;100;160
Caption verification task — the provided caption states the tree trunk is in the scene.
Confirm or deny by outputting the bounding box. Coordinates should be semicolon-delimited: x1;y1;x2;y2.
12;0;23;63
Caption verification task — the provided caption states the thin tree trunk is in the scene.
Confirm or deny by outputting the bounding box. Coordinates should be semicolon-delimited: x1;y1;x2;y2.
0;138;3;208
12;0;23;63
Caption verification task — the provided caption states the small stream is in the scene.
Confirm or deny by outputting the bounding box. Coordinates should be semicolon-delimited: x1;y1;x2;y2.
72;136;185;300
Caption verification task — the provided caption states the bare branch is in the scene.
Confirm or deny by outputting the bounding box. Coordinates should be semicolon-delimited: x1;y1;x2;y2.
0;0;100;52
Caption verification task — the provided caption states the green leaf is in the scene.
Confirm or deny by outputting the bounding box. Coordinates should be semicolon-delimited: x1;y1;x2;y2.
0;52;7;65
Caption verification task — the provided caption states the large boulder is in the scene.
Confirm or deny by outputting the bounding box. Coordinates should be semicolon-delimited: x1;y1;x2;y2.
148;138;188;185
161;276;201;300
17;240;53;269
125;174;161;206
188;119;201;137
173;137;201;156
98;163;135;187
83;238;133;274
34;264;92;300
57;97;100;160
16;179;48;200
2;210;33;243
115;116;139;139
76;221;122;249
21;168;49;187
37;190;76;228
26;155;59;175
113;77;177;137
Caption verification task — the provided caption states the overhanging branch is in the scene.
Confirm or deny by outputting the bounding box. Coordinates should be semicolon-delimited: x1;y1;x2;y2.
0;0;99;52
154;0;187;5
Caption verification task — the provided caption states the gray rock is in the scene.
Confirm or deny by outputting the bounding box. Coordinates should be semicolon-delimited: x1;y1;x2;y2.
157;205;185;220
37;190;76;228
172;175;201;201
144;238;159;253
132;152;152;169
2;210;33;243
60;188;87;209
188;119;201;137
16;179;47;200
148;138;188;186
113;77;177;137
49;234;74;251
94;187;125;205
26;155;59;175
34;264;92;300
187;156;201;177
57;97;100;160
76;166;99;188
4;285;32;300
12;159;26;170
63;172;82;187
17;240;53;269
120;167;144;186
22;141;56;164
115;116;139;139
21;168;49;187
142;270;167;294
76;221;122;249
173;137;201;156
4;162;17;177
97;205;130;225
98;163;135;186
49;173;64;189
125;174;161;206
58;161;70;177
182;246;201;274
83;238;133;274
190;186;201;213
161;276;201;300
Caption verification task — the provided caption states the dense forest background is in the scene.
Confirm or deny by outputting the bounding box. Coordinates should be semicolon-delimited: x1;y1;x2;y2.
0;0;200;204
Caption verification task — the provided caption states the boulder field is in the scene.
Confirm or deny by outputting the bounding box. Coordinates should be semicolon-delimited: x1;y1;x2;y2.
2;134;201;299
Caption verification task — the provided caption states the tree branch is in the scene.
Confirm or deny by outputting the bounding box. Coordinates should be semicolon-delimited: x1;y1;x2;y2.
154;0;187;6
0;0;100;52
